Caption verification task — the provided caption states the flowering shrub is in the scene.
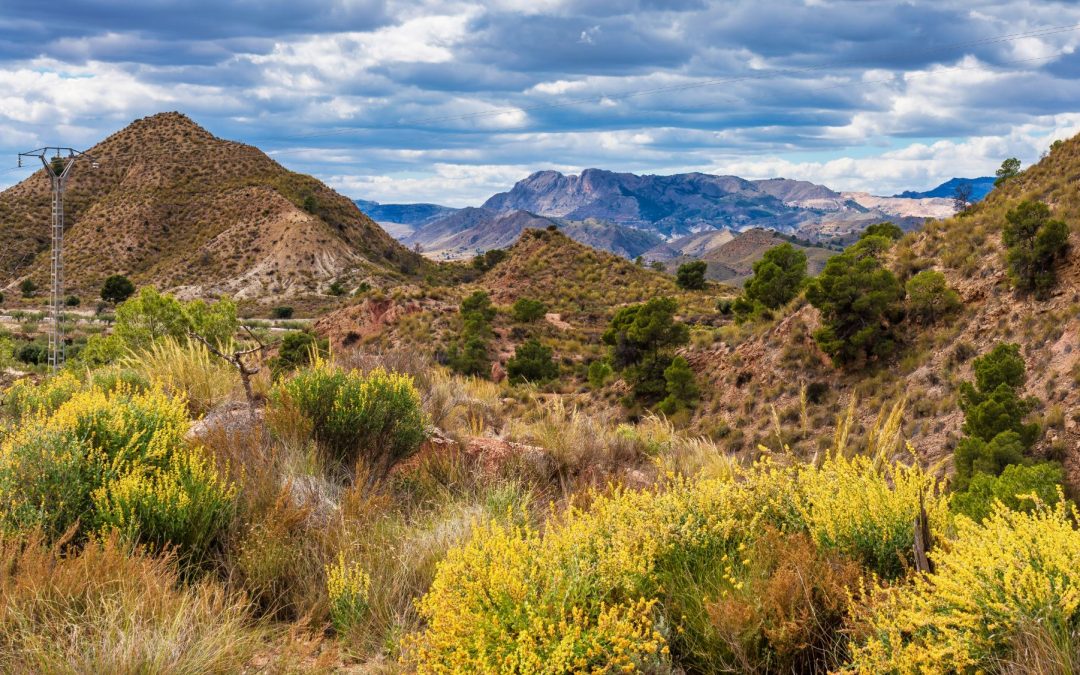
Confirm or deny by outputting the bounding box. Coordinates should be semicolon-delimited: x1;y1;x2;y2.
850;498;1080;672
410;453;946;673
271;360;425;484
0;384;234;560
797;452;947;579
94;446;236;560
326;552;371;634
3;372;81;420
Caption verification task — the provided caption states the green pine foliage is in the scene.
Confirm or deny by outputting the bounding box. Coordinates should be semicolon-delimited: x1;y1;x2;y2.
1002;200;1070;296
953;343;1042;490
658;355;699;414
448;291;497;377
511;298;547;323
736;243;808;322
951;461;1065;523
905;270;961;324
602;297;690;402
675;261;707;290
805;236;904;368
506;339;558;384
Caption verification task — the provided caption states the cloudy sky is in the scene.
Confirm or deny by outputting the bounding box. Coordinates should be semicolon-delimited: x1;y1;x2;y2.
2;0;1080;206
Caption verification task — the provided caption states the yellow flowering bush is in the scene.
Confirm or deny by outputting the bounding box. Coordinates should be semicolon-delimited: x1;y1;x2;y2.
411;451;947;673
0;384;235;560
411;516;668;674
94;446;236;560
326;552;372;634
3;371;81;420
797;451;948;578
849;498;1080;673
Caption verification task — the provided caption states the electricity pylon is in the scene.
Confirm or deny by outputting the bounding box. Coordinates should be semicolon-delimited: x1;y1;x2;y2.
17;147;97;372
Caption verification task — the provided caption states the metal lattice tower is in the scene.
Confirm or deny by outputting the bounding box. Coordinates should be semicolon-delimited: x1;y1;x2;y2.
17;147;97;372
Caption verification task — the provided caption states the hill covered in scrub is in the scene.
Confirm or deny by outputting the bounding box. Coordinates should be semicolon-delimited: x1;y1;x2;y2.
0;113;421;302
683;134;1079;483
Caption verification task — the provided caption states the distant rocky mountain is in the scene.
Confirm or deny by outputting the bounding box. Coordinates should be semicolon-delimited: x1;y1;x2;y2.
894;177;996;201
479;169;954;241
404;207;661;261
354;199;458;238
360;168;970;268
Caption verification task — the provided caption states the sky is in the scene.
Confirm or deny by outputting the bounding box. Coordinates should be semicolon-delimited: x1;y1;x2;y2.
2;0;1080;207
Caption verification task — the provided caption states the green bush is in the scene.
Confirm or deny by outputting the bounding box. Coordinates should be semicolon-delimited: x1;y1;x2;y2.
273;331;326;374
860;221;904;241
16;342;47;365
657;355;699;414
951;461;1066;522
0;385;233;561
64;295;81;307
100;274;135;304
272;306;294;320
19;279;37;297
602;297;689;402
114;287;237;350
587;360;613;388
327;280;346;296
743;242;807;310
675;261;707;290
506;339;558;384
806;237;904;367
471;249;507;271
954;343;1040;490
271;362;426;485
510;298;546;323
905;270;961;324
448;291;497;377
1002;200;1070;296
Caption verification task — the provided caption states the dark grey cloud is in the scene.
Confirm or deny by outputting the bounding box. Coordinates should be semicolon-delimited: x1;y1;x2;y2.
1;0;1079;204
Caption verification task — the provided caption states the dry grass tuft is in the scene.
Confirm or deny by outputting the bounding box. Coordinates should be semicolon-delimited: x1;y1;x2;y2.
0;530;262;673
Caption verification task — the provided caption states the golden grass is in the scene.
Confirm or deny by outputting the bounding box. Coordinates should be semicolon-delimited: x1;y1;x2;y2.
122;337;238;416
0;530;263;674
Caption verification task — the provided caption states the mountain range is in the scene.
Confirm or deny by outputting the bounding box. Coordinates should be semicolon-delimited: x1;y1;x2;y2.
358;170;982;264
894;176;996;200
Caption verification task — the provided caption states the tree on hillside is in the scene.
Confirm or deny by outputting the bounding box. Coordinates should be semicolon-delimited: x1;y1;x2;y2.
658;355;700;414
1002;200;1070;296
860;222;904;241
952;182;973;213
511;298;546;323
905;270;961;324
114;287;237;350
805;237;905;368
953;343;1042;490
19;279;37;298
675;261;707;290
472;249;507;271
506;339;558;384
101;275;136;304
743;243;807;310
602;297;690;402
994;157;1021;187
448;291;497;377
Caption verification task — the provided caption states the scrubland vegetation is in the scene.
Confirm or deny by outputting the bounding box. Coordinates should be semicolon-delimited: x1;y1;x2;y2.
1;274;1078;672
0;141;1077;672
